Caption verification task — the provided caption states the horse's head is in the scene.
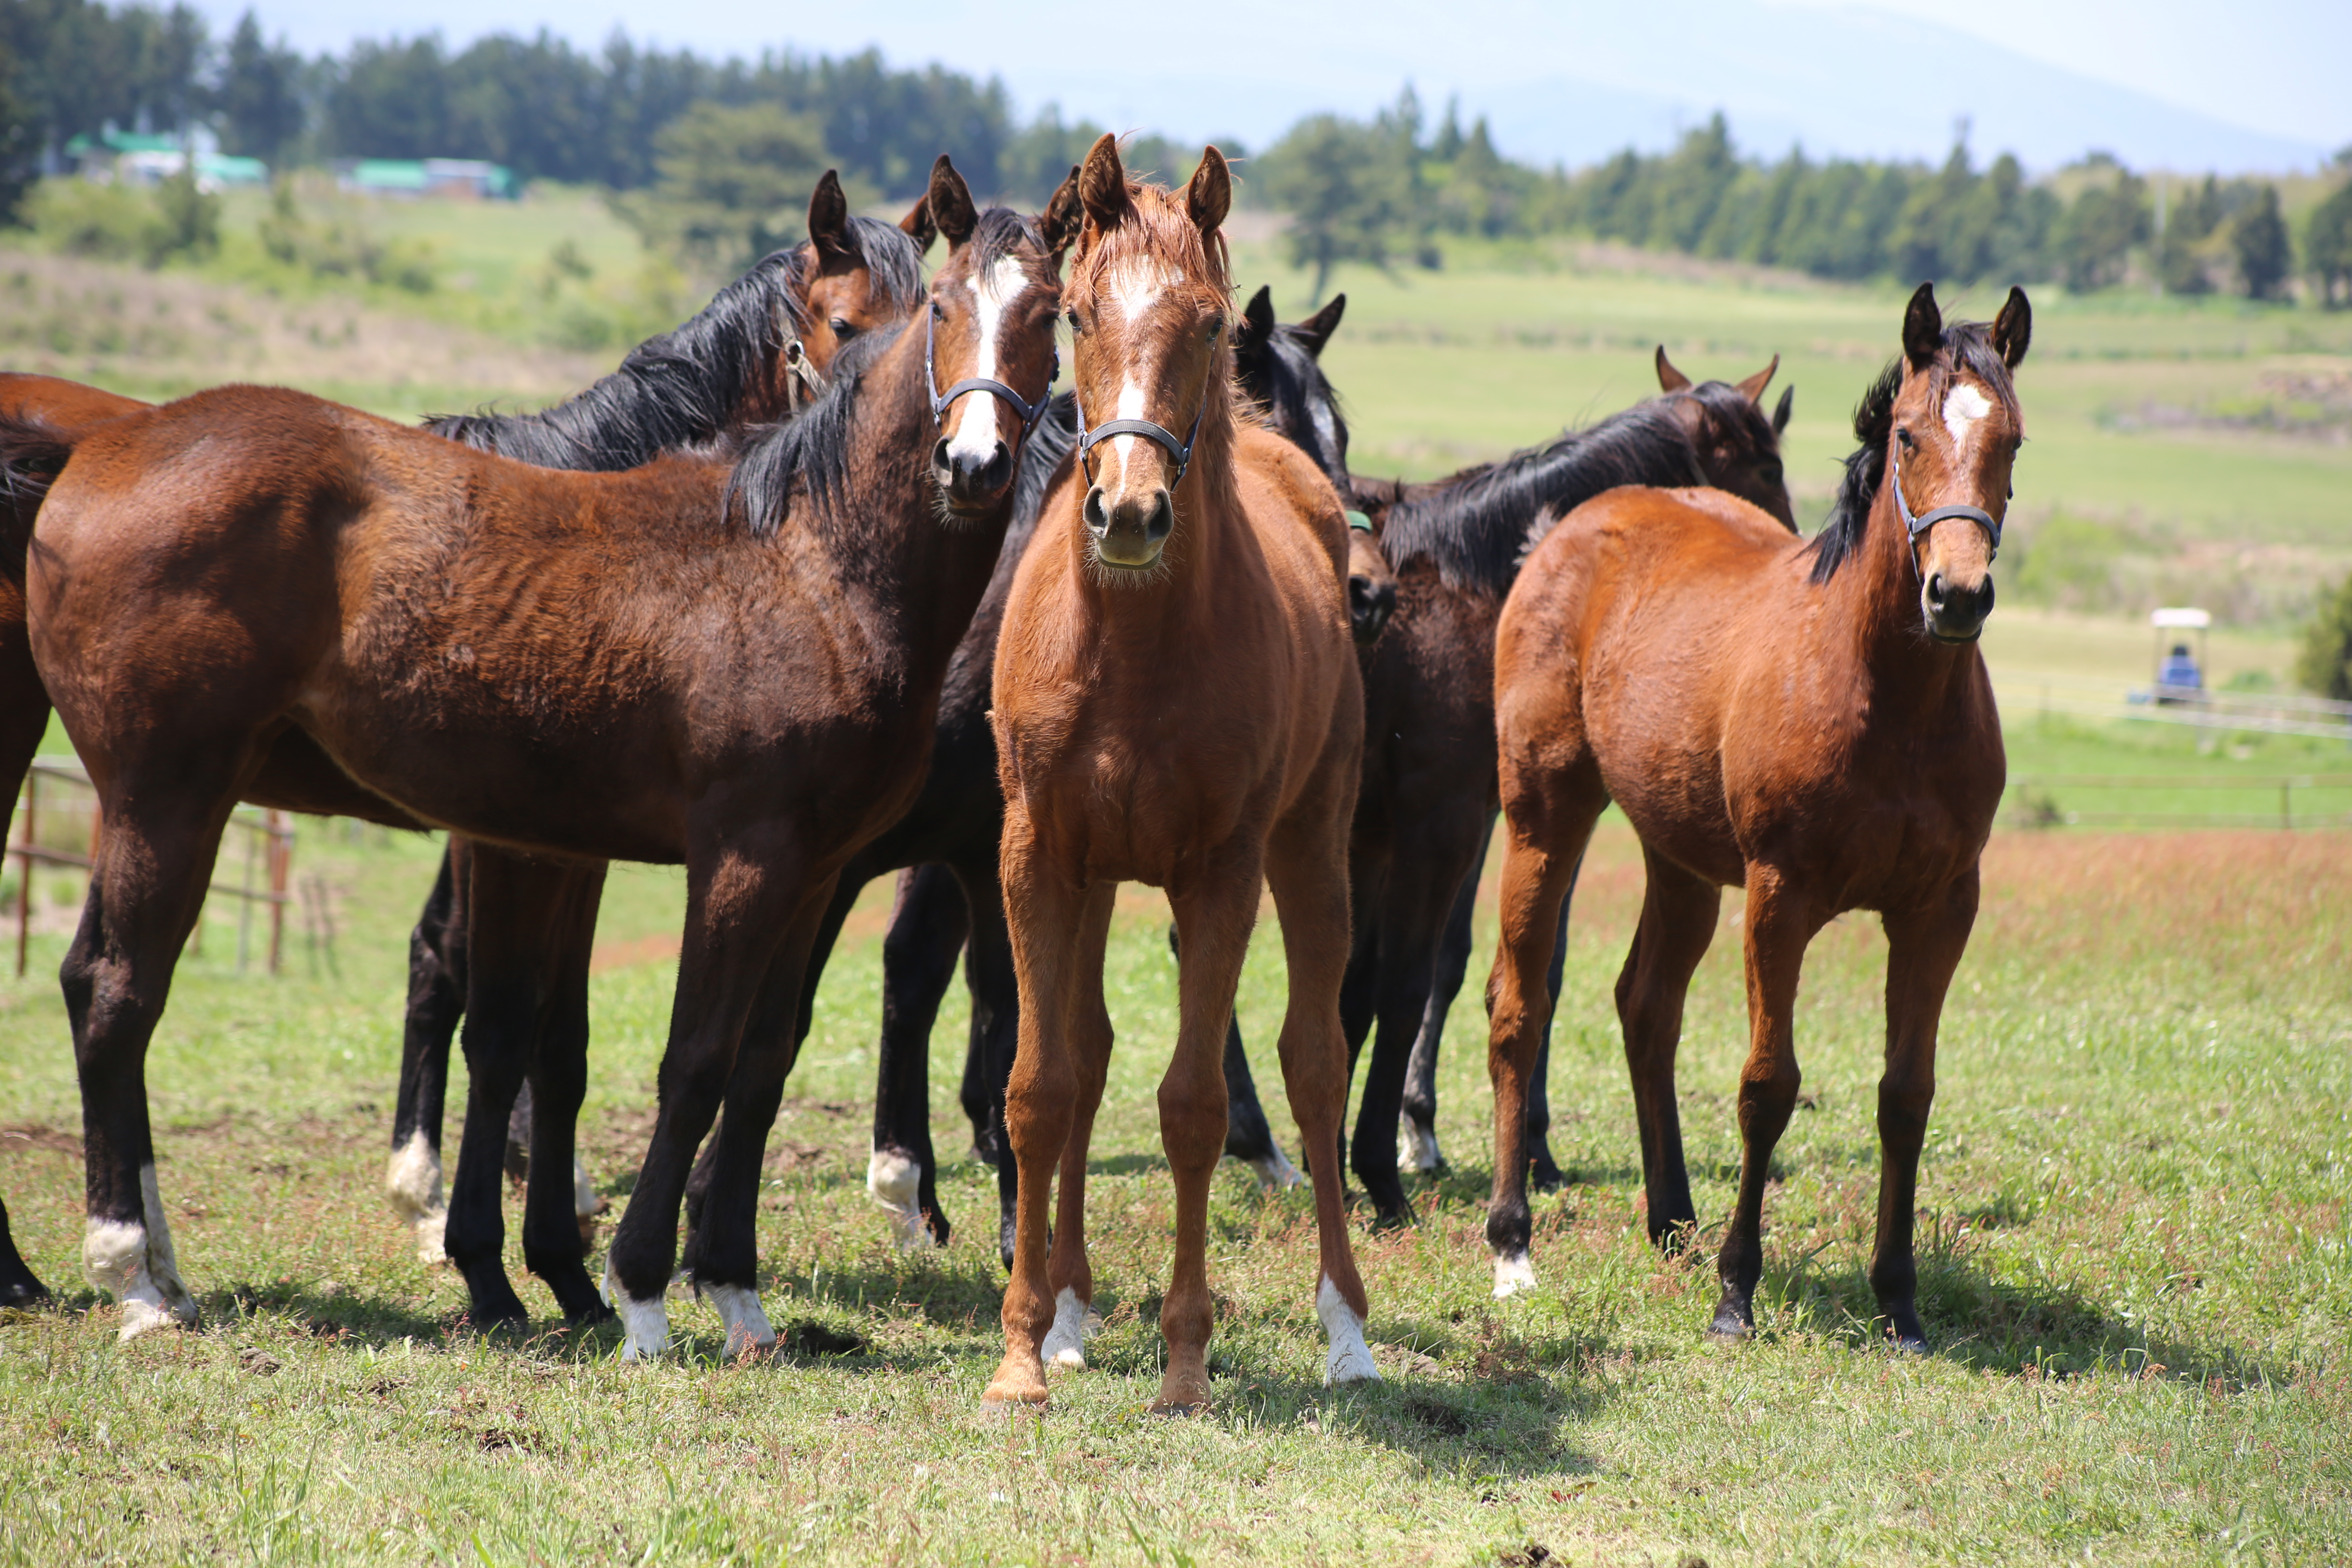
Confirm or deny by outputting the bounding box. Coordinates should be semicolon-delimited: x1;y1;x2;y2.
1886;282;2031;643
1065;134;1235;573
1655;346;1796;531
777;171;933;414
923;156;1072;517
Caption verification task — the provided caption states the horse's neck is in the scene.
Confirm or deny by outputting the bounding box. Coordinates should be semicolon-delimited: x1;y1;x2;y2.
811;345;1008;673
1833;481;1982;719
1072;421;1248;641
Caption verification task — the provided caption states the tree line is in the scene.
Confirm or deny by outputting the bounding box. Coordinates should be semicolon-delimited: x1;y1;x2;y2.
3;1;2349;304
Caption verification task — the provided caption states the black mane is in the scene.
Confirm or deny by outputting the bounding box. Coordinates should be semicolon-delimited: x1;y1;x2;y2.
1377;402;1704;595
1804;320;2018;585
723;326;896;537
427;214;926;473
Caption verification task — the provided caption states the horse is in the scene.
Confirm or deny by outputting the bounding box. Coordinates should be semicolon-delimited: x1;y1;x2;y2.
0;176;932;1321
1322;352;1795;1229
1482;283;2027;1342
20;156;1075;1350
384;174;935;1273
986;138;1374;1410
791;282;1383;1266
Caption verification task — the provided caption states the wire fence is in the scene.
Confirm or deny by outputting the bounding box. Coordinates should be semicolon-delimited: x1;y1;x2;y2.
8;758;295;976
1989;668;2352;741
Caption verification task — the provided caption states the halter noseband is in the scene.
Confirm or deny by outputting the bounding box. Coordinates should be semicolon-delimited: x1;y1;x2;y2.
1891;458;2002;560
926;302;1057;441
1074;376;1211;489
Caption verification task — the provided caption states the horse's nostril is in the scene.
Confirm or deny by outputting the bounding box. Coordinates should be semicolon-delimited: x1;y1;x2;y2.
931;439;953;475
1083;486;1109;533
1146;492;1174;542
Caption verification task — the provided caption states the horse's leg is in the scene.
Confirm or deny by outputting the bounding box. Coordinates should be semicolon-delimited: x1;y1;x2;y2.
388;840;466;1261
1483;775;1604;1298
1401;830;1485;1174
1615;849;1718;1253
0;1196;49;1307
985;813;1087;1407
1870;872;1977;1353
869;863;967;1251
604;835;806;1359
682;877;835;1359
1156;857;1261;1413
1040;882;1115;1369
1264;800;1378;1387
1352;812;1487;1226
1709;862;1818;1341
1527;854;1580;1193
64;775;236;1338
1164;923;1299;1191
1326;856;1386;1185
954;857;1023;1270
440;847;581;1327
516;864;611;1323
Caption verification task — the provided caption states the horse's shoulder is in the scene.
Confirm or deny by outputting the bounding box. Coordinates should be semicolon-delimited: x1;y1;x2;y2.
1657;486;1795;546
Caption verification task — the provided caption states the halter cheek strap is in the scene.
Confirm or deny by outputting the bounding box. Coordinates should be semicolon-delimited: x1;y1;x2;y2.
1073;379;1210;489
1891;459;2002;560
782;338;825;412
926;304;1058;439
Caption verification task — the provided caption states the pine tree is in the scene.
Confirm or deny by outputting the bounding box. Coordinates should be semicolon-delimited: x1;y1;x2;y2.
215;11;305;164
2232;184;2291;301
2296;574;2352;701
2307;172;2352;309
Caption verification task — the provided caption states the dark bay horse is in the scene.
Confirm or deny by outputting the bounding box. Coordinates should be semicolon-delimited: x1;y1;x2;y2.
1327;352;1795;1229
791;282;1380;1265
384;175;935;1270
0;176;933;1320
987;138;1373;1410
21;158;1073;1350
1484;284;2027;1340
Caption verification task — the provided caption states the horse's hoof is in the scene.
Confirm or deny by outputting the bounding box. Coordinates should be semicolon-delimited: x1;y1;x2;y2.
1148;1399;1207;1417
703;1282;777;1360
1318;1276;1380;1385
1248;1146;1304;1191
564;1295;617;1328
0;1279;51;1310
1529;1161;1566;1195
1150;1370;1214;1414
603;1264;669;1360
1040;1288;1100;1370
1705;1301;1753;1342
1491;1253;1537;1299
1396;1120;1444;1174
867;1149;936;1253
982;1354;1049;1408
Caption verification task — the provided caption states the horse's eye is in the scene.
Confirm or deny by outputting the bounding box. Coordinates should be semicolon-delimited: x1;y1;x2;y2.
1896;426;1915;450
1066;309;1082;332
1206;316;1224;342
829;318;855;338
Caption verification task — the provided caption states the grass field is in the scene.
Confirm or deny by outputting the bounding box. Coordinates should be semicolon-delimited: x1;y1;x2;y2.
1;788;2348;1564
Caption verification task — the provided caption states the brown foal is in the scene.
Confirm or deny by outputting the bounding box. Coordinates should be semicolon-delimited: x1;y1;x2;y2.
1483;284;2027;1346
986;137;1374;1412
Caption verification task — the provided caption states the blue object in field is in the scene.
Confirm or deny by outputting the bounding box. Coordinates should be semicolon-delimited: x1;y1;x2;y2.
2158;643;2203;691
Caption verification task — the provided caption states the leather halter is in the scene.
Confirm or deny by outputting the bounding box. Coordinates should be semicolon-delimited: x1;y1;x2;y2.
1073;373;1211;489
1891;457;2002;560
925;302;1057;441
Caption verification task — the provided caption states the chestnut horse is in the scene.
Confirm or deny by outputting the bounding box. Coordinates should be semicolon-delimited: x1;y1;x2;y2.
23;158;1072;1349
987;138;1374;1410
800;283;1380;1265
1330;354;1795;1227
1484;284;2027;1343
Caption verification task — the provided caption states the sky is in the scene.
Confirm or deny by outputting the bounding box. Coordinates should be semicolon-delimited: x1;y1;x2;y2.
188;0;2351;173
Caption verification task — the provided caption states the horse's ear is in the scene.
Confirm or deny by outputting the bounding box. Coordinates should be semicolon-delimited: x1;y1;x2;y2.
1772;385;1794;437
898;194;937;255
1655;345;1692;393
1037;165;1083;258
928;155;977;251
807;170;849;256
1187;145;1231;241
1993;285;2032;369
1735;353;1779;403
1294;292;1346;357
1080;134;1128;232
1902;282;1943;371
1236;285;1276;372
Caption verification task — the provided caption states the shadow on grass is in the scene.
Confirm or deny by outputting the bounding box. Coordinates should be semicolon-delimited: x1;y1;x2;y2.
1759;1224;2287;1388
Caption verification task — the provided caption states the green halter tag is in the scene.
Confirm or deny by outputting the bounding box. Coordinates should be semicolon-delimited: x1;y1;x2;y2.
1343;509;1374;533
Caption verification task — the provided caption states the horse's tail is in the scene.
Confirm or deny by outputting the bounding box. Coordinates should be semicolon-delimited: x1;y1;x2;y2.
0;411;83;587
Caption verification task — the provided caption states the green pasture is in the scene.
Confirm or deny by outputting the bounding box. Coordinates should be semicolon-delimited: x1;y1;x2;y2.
2;751;2348;1562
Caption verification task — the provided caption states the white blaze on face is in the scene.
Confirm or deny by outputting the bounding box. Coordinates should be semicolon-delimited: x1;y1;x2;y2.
1100;260;1184;490
940;254;1033;471
1942;382;1993;461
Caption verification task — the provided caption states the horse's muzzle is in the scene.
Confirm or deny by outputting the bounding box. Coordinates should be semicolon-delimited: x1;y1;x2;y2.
1348;572;1396;645
1923;571;1994;643
934;437;1014;514
1085;485;1172;570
